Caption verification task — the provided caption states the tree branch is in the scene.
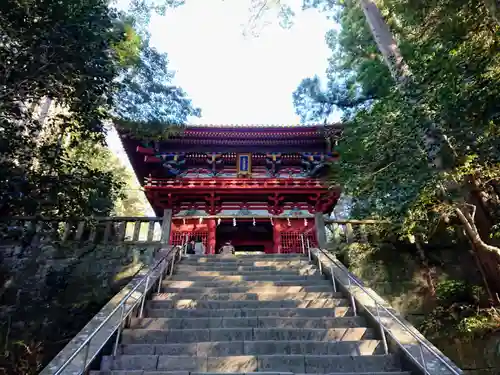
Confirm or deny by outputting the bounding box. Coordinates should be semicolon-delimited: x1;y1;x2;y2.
455;206;500;256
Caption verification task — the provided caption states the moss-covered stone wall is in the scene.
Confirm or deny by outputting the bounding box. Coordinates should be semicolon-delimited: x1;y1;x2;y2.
0;240;158;375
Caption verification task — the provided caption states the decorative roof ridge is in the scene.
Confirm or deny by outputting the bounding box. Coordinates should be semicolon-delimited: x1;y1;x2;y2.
185;123;341;128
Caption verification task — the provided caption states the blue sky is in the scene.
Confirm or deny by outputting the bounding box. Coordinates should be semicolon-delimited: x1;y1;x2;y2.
142;0;334;124
108;0;336;144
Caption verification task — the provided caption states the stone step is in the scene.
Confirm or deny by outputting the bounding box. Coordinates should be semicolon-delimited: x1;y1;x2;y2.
162;280;332;288
184;254;305;260
176;261;314;268
145;307;353;319
121;328;377;344
92;372;410;375
130;316;366;330
169;275;324;282
173;270;320;276
101;354;400;373
175;264;317;272
147;298;347;310
151;291;340;301
179;260;310;266
119;339;384;356
161;285;334;294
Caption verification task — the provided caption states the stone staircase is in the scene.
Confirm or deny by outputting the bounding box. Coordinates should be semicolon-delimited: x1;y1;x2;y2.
94;254;410;375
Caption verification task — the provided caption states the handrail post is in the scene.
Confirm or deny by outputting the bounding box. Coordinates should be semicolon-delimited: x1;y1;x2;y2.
317;256;323;275
180;235;185;254
419;342;428;375
113;303;126;356
157;258;165;293
82;342;90;372
347;276;357;316
169;254;175;275
376;303;389;354
300;234;306;255
330;265;337;293
138;274;150;318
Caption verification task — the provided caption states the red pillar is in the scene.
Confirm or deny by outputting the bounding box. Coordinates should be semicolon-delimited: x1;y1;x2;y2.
207;219;216;254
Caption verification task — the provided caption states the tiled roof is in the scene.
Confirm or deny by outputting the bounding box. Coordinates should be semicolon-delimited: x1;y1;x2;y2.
186;123;341;128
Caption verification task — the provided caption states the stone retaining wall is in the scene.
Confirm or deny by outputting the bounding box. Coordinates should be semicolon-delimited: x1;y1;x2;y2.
0;240;159;375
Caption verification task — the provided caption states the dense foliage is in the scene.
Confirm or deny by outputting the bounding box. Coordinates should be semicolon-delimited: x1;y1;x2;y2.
0;0;200;218
293;1;500;365
0;1;200;373
294;0;500;289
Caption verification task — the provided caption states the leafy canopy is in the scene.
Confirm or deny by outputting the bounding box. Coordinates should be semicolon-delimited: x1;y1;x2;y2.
0;0;200;216
294;0;500;240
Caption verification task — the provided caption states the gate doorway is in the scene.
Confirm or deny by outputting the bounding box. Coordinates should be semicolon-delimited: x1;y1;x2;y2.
216;220;273;253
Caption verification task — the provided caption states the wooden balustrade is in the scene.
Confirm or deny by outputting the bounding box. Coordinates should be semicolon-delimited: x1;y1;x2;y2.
0;216;165;245
324;219;388;245
0;215;385;247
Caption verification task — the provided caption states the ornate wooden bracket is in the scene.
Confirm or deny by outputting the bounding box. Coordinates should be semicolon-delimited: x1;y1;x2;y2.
269;193;285;215
205;192;222;215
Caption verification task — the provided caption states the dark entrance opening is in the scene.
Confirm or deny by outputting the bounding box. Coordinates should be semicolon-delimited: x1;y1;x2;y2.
216;220;274;253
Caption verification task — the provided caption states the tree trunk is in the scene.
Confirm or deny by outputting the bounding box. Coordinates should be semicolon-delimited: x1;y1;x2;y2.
465;175;500;249
414;235;436;298
359;0;410;85
359;0;444;169
458;227;497;304
483;0;500;27
455;206;500;258
455;206;500;295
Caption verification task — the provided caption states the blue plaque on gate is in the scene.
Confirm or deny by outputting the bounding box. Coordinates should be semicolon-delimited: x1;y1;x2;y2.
237;153;251;175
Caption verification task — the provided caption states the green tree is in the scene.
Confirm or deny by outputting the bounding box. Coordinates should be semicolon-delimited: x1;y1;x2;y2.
294;0;500;290
0;0;200;217
69;141;150;216
0;0;124;216
114;41;201;138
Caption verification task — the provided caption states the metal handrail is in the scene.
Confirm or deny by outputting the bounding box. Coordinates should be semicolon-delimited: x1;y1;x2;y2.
50;245;183;375
310;246;461;375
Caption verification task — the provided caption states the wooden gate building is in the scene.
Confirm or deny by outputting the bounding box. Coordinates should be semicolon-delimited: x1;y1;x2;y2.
121;124;341;254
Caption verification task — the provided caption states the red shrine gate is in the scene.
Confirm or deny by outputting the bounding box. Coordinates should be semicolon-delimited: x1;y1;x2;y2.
120;124;341;254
